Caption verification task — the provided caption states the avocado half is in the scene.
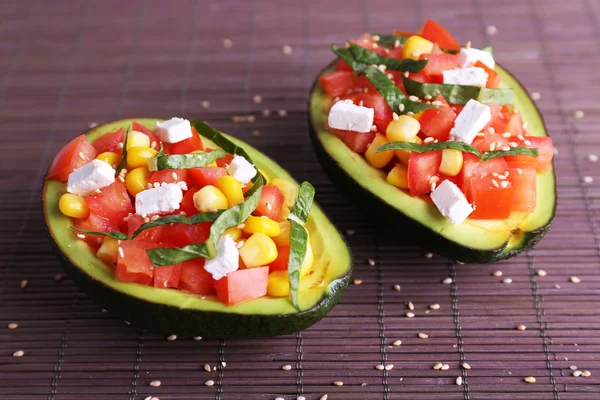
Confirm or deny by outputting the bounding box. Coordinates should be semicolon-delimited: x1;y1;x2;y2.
43;118;353;337
308;62;556;263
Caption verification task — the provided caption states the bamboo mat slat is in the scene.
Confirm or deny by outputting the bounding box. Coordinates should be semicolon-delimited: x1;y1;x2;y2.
1;0;599;399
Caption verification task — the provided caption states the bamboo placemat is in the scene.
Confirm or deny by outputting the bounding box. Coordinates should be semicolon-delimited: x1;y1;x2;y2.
1;0;599;399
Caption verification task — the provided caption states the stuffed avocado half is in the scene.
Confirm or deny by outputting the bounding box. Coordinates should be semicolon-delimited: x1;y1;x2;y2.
43;118;352;337
308;23;555;263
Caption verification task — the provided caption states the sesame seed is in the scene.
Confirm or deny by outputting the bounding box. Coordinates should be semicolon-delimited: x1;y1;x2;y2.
118;176;125;182
205;380;214;386
409;95;419;102
101;308;108;313
424;252;433;259
573;370;582;377
503;278;513;284
582;370;592;377
407;302;415;310
418;332;429;339
13;350;24;357
76;233;86;239
492;179;499;187
278;109;287;117
536;269;547;277
462;362;471;370
516;324;527;331
392;340;402;346
406;312;415;318
429;304;440;310
399;103;405;112
502;132;512;138
492;270;503;277
333;381;343;386
424;94;432;100
456;376;463;386
531;91;541;100
393;284;401;291
385;364;394;371
570;276;581;283
524;140;531;146
275;398;284;400
432;100;442;106
443;277;452;284
125;320;131;326
377;64;387;72
149;380;161;387
583;176;593;184
346;229;355;236
430;182;437;192
412;51;419;58
8;323;18;329
200;100;211;109
501;145;511;151
375;364;384;370
358;100;364;107
367;258;376;266
282;45;292;55
118;247;125;259
19;279;28;289
193;336;202;341
509;142;518;148
278;364;292;371
372;43;379;49
524;376;536;383
89;122;98;128
353;279;363;285
570;365;578;371
516;168;523;174
488;127;495;134
203;364;211;372
223;38;232;48
54;273;65;281
501;181;509;188
236;241;245;249
320;396;328;400
298;397;306;400
433;363;443;370
166;334;177;341
370;125;378;132
441;364;450;370
392;112;399;121
252;95;263;104
79;151;86;160
424;137;435;144
574;110;584;119
394;39;400;48
490;143;496;151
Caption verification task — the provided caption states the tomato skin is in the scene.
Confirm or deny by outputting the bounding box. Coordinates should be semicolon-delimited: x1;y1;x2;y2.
127;214;163;242
215;153;234;168
421;54;462;83
335;58;353;71
132;121;160;145
214;267;269;306
459;154;508;197
418;95;456;141
179;187;199;216
178;259;215;294
329;127;376;154
471;133;508;153
269;246;291;272
408;71;429;83
47;135;97;181
318;71;357;97
482;104;503;132
115;241;156;286
188;167;228;188
505;136;553;172
153;263;182;289
164;126;204;155
507;167;537;212
92;128;124;154
474;61;501;89
149;169;192;189
161;222;211;247
361;93;392;120
468;176;515;219
254;185;284;221
75;211;119;250
408;151;442;196
420;19;461;50
85;181;133;224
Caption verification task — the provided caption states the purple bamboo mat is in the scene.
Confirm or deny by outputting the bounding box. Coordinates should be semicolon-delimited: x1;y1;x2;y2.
1;0;599;399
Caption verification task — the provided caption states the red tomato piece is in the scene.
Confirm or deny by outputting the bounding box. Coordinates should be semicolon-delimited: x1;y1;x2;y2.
163;126;204;155
318;71;357;98
132;121;160;145
214;267;269;306
420;19;461;50
178;259;215;294
482;104;503;132
355;75;377;94
188;167;228;188
408;151;442;196
507;167;536;212
335;58;353;71
373;118;392;136
85;181;133;224
216;153;234;168
459;154;508;197
329;128;376;154
420;53;462;83
149;169;192;189
153;263;182;289
75;211;119;250
471;133;509;153
127;214;163;242
162;222;211;247
388;47;404;59
505;136;553;172
47;135;97;181
418;95;456;141
468;176;515;219
408;71;429;83
351;33;387;54
254;185;284;221
474;61;501;89
92;128;124;155
361;93;392;120
269;246;291;272
393;29;418;37
180;187;199;215
115;241;155;286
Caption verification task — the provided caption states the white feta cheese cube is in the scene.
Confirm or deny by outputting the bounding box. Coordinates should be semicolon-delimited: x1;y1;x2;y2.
450;99;491;145
327;101;374;133
459;47;495;70
442;67;488;88
156;117;192;143
227;154;257;184
204;235;239;280
135;183;183;216
67;159;116;197
430;180;473;225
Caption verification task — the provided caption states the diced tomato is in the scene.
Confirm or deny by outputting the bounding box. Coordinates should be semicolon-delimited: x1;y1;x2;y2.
507;167;536;212
92;128;124;155
361;93;392;120
467;176;515;219
329;128;376;153
393;29;418;37
351;33;387;55
149;169;193;189
85;181;133;224
214;267;269;306
178;259;215;294
254;185;284;221
373;118;392;135
505;136;553;172
47;135;97;181
75;211;119;250
153;263;182;289
483;104;503;132
355;75;377;94
127;214;163;242
419;95;456;141
162;222;211;247
115;241;155;286
132;121;160;145
503;106;525;137
188;167;228;188
471;133;509;153
459;154;508;196
180;187;199;216
388;47;404;59
318;71;357;98
408;71;428;83
420;54;462;83
474;61;501;89
269;246;291;272
408;151;442;196
216;153;234;168
164;126;204;155
335;58;353;71
420;19;461;50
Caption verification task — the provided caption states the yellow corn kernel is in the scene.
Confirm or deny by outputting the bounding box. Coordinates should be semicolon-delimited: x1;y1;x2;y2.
126;131;151;150
215;176;244;206
402;35;434;59
125;167;152;196
193;185;228;212
387;164;409;189
396;136;423;165
191;149;217;167
59;193;89;219
439;149;464;177
267;270;290;297
239;232;278;268
365;135;394;169
96;151;120;169
96;237;119;264
243;216;281;237
273;220;291;246
223;227;242;241
386;115;421;142
300;242;314;277
270;178;297;209
258;169;270;183
126;146;157;169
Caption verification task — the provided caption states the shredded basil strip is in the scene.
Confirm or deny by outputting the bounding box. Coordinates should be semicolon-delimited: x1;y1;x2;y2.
348;43;427;72
287;182;315;310
482;147;538;161
115;125;131;173
372;33;408;47
132;211;223;239
377;141;539;161
332;45;367;72
403;77;514;105
72;228;128;240
148;149;227;171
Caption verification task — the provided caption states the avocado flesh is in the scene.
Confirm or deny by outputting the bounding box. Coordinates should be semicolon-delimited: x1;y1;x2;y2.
308;63;556;262
43;119;352;336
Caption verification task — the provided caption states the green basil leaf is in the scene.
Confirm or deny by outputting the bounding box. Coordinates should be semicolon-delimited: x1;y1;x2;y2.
156;143;165;157
365;67;436;114
148;149;227;171
482;147;539;161
403;76;514;105
348;43;427;72
147;244;211;267
331;45;367;72
376;141;482;158
115;125;131;173
132;211;223;239
287;182;315;310
372;33;408;47
73;228;128;240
